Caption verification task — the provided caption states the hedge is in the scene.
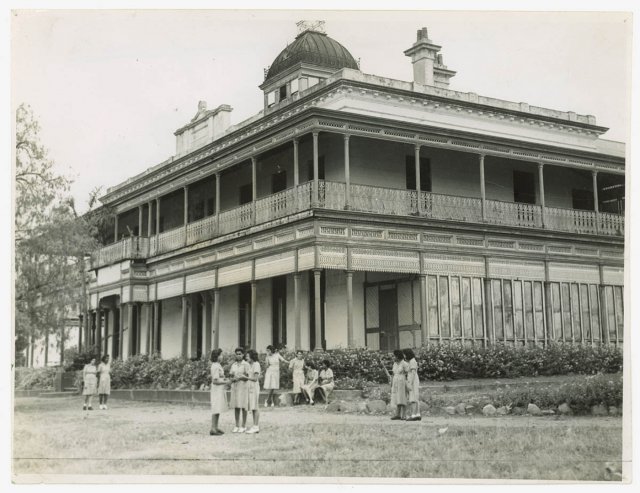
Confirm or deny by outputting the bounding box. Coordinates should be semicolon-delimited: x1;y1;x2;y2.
105;343;622;391
15;367;58;390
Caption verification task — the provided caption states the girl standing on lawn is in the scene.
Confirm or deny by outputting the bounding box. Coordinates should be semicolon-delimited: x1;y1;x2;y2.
81;357;98;411
244;349;262;434
288;350;306;405
97;354;111;410
390;349;408;420
300;362;319;404
229;347;249;433
316;360;335;404
209;348;229;436
263;345;288;407
403;348;421;421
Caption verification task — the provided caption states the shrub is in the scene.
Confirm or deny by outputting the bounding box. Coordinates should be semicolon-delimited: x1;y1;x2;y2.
491;373;623;414
64;345;100;371
105;343;622;390
15;367;58;390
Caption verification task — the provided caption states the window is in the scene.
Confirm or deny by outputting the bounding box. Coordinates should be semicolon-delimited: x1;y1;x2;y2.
572;189;594;211
279;85;287;101
290;78;299;95
405;156;431;191
513;170;536;204
239;183;253;205
267;90;276;107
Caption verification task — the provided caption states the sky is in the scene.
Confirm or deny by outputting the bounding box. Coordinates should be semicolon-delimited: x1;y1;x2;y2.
10;9;632;213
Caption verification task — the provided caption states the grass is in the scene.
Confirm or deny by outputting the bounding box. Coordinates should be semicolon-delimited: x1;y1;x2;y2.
13;396;623;480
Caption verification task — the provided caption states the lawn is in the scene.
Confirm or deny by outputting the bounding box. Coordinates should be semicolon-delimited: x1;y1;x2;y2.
13;396;623;481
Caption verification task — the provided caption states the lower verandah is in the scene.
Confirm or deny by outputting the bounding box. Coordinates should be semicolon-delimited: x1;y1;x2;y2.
103;269;624;359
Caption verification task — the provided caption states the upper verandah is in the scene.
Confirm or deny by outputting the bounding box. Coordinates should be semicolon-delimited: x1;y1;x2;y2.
101;27;624;206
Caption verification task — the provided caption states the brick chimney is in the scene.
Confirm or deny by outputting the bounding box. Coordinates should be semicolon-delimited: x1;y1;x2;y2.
404;27;456;88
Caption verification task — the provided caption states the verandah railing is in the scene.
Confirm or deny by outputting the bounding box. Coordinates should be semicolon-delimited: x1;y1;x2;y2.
92;179;624;267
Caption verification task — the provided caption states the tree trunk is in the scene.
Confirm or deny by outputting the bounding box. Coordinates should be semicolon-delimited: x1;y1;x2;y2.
59;325;65;368
44;328;49;366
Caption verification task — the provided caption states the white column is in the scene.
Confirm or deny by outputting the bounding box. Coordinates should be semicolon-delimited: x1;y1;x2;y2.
479;154;486;221
538;163;546;227
415;144;422;215
312;131;319;206
592;170;600;234
346;271;354;347
344;135;351;209
293;139;299;186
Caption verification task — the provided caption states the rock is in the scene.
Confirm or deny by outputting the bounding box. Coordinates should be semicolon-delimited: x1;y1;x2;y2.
419;401;430;414
496;406;510;415
278;392;293;407
558;403;572;415
326;401;341;413
482;404;497;416
339;401;358;413
512;406;525;416
542;409;555;415
356;401;369;414
591;404;608;416
454;403;466;415
527;403;542;416
366;399;388;414
444;406;456;415
608;406;619;416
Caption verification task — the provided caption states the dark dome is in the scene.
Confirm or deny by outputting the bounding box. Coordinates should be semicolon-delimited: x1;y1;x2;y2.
265;30;358;83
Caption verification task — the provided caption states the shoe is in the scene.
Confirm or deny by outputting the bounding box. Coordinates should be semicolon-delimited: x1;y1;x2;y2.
216;429;225;435
246;426;260;434
406;416;417;421
264;401;269;408
209;429;220;436
238;427;246;433
390;416;401;420
83;405;87;411
88;406;93;411
414;415;422;421
270;403;275;408
104;405;108;410
310;400;315;406
232;427;240;433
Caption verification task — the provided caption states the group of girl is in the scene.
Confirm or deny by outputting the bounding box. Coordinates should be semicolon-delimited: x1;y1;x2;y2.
389;348;421;421
81;355;111;411
208;346;335;436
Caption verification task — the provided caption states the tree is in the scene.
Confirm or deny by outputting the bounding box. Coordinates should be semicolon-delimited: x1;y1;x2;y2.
14;104;111;367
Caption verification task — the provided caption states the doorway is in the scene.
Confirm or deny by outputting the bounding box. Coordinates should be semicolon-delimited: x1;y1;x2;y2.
378;285;399;350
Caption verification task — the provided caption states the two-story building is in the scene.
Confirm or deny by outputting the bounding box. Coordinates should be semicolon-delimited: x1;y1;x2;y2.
83;23;625;360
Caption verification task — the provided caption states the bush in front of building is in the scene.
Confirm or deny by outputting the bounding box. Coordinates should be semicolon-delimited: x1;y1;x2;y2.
14;367;58;390
105;343;622;390
489;373;623;414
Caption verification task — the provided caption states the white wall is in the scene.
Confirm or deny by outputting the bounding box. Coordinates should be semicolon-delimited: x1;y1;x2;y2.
218;285;239;351
255;279;272;350
160;297;182;358
286;271;311;350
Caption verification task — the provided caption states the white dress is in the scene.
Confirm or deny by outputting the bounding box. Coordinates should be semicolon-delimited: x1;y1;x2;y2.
247;362;261;411
263;353;285;390
210;362;228;414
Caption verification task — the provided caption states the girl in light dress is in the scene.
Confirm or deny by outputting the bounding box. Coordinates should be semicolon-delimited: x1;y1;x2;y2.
263;345;288;407
403;348;421;421
229;347;250;433
97;354;111;410
209;348;229;436
316;359;335;404
244;350;261;434
82;357;98;411
300;362;319;404
390;349;409;420
288;350;306;405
